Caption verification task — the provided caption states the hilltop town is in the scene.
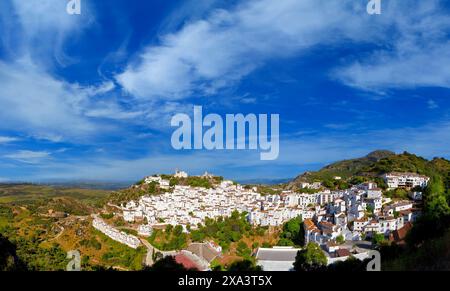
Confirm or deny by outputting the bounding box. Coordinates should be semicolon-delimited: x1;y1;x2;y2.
2;151;449;272
93;169;430;270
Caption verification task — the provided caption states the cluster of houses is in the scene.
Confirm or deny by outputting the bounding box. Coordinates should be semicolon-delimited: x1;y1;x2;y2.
122;175;334;230
123;179;270;229
303;178;425;255
120;172;426;242
92;216;141;249
96;170;429;270
383;172;430;189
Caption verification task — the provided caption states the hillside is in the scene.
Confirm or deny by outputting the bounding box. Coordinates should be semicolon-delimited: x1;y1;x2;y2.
288;150;394;188
0;184;112;271
108;175;224;205
0;234;26;271
289;151;450;189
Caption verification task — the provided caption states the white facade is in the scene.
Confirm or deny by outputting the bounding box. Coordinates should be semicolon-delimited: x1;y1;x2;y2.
93;217;141;249
175;170;188;178
384;172;430;189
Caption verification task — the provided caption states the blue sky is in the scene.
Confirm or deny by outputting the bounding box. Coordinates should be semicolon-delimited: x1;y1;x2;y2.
1;0;450;182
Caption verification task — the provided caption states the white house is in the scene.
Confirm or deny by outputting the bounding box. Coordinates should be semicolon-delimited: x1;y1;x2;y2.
175;170;189;178
138;224;153;236
384;172;430;189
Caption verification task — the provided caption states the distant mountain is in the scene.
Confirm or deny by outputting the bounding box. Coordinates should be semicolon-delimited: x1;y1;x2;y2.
237;178;292;185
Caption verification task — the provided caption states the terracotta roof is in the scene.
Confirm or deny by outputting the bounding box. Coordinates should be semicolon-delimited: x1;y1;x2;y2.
391;222;413;243
175;254;200;270
336;249;351;258
304;219;316;230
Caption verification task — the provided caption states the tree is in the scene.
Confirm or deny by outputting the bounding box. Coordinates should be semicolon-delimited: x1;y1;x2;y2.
191;230;206;242
336;235;345;245
0;234;27;271
326;257;370;271
236;241;251;258
144;256;188;271
165;225;173;236
372;233;387;246
277;216;304;246
227;259;262;271
424;175;450;219
293;243;327;271
174;225;183;236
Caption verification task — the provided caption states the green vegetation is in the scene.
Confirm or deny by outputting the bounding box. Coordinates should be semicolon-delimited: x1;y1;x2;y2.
383;229;450;270
372;233;387;246
226;259;263;271
289;151;450;190
379;168;450;270
277;216;304;247
189;211;253;251
293;242;327;271
290;150;395;187
100;213;114;219
405;175;450;246
80;237;102;250
0;234;27;271
236;241;252;259
108;183;165;205
186;177;213;188
364;152;431;176
384;188;409;199
143;256;192;271
168;176;218;189
94;229;146;270
255;185;279;196
148;225;188;251
0;184;109;207
13;239;68;271
336;235;345;245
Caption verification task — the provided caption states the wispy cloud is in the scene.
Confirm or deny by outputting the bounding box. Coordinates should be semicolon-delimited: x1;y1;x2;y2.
116;0;375;100
335;1;450;92
428;99;439;109
0;136;19;144
117;0;450;100
4;150;51;164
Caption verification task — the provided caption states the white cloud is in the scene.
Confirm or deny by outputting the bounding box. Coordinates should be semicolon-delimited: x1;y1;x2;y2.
336;43;450;91
0;57;98;140
117;0;450;98
336;0;450;91
8;0;94;66
4;150;51;164
0;136;19;144
0;56;150;142
116;0;376;100
428;99;439;109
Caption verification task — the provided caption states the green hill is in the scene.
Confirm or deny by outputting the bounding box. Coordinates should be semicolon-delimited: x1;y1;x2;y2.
289;151;450;189
289;150;395;188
